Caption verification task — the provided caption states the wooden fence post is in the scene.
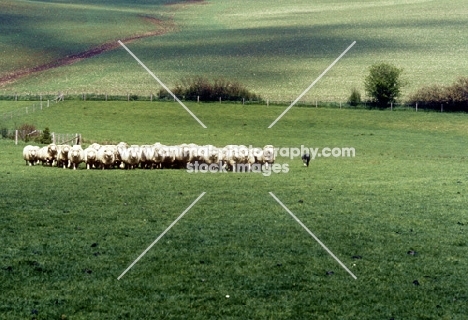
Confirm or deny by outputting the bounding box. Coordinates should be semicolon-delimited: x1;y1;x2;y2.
315;100;318;108
47;100;50;108
197;96;200;103
415;102;418;112
150;93;153;102
15;130;18;145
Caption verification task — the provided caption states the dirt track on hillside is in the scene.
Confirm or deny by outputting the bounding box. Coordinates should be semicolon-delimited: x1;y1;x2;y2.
0;0;206;87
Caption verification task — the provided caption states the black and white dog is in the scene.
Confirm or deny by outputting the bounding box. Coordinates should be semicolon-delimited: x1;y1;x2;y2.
302;153;310;167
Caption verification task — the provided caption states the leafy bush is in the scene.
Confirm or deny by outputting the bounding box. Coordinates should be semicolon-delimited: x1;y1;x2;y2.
348;88;361;106
159;77;261;102
408;77;468;111
364;63;405;107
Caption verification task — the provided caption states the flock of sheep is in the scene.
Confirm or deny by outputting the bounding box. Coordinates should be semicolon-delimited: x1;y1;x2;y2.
22;143;276;171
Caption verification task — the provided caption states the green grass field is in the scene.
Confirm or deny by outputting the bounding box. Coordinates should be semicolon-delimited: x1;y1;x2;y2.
1;0;468;318
1;0;468;101
1;101;467;318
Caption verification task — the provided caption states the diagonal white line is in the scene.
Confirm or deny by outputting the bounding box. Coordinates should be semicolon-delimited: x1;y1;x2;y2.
269;192;357;280
117;192;206;280
118;40;207;129
268;41;356;128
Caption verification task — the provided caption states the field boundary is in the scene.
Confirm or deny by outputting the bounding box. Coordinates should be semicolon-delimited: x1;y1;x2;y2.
2;129;81;145
0;93;453;112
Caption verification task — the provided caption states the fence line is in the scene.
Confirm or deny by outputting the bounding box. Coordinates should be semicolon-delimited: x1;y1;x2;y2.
1;129;81;145
1;99;58;122
0;93;461;113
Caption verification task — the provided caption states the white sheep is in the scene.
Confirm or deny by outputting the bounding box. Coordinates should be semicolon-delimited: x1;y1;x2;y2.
84;147;98;170
97;145;116;170
22;145;40;166
153;143;176;169
56;145;71;169
140;145;156;169
262;145;276;169
37;144;58;166
121;145;141;169
222;145;250;172
68;145;84;170
151;143;165;169
198;145;219;165
173;143;192;169
115;143;128;169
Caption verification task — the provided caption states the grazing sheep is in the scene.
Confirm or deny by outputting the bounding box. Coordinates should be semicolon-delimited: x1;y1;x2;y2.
172;144;192;169
220;145;234;171
151;143;165;169
222;145;250;172
56;145;71;169
156;144;176;169
23;145;40;166
97;145;116;170
140;145;156;169
84;147;99;169
235;145;251;172
262;145;276;169
250;145;275;169
68;145;84;170
185;143;200;165
121;145;141;169
114;143;127;169
37;143;58;166
198;145;219;165
22;142;276;172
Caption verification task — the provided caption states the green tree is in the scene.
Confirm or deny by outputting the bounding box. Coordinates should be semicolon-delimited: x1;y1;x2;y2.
348;88;361;106
40;127;52;144
365;63;405;107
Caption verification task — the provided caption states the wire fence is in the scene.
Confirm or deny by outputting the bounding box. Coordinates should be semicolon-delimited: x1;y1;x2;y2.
1;93;459;145
0;92;455;111
1;93;463;138
1;129;81;145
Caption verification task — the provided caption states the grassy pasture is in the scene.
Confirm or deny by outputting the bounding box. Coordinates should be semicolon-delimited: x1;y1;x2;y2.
1;0;468;101
0;0;171;75
1;101;468;318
